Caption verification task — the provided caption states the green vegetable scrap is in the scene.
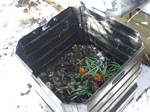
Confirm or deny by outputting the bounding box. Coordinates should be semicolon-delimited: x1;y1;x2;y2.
46;44;122;103
64;57;121;102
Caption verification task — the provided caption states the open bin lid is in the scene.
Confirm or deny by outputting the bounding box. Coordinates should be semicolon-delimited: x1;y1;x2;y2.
80;0;148;17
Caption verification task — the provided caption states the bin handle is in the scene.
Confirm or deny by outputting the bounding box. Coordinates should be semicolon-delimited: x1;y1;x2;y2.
112;71;125;85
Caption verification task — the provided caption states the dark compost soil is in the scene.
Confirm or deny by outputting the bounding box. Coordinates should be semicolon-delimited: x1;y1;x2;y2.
39;43;121;103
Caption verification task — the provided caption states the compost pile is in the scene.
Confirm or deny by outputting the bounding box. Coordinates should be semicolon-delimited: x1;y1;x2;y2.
43;44;121;103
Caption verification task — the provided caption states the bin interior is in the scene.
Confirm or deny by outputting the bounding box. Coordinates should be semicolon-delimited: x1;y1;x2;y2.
16;7;143;103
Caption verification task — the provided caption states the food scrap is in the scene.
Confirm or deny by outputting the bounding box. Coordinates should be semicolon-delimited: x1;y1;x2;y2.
42;44;121;103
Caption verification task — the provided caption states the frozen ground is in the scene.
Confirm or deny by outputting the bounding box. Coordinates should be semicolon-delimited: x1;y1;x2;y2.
0;0;150;112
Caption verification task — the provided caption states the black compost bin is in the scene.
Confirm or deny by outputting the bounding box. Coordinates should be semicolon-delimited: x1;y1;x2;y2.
16;7;144;112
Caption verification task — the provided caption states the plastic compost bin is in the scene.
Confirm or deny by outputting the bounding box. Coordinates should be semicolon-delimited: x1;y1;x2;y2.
16;7;144;112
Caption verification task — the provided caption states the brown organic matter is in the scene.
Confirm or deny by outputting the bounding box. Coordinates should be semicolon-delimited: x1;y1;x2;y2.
41;44;120;103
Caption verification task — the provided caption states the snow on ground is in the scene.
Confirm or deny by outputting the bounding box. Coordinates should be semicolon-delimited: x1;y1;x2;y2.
0;1;61;112
0;0;61;73
0;55;51;112
0;0;60;45
0;1;150;112
123;87;150;112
